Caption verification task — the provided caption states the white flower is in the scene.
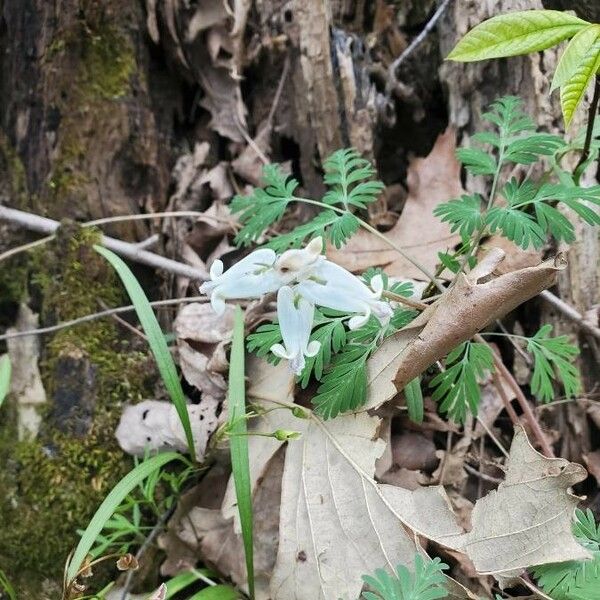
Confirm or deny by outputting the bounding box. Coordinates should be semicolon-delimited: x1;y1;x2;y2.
274;237;324;282
199;248;281;315
297;263;392;330
270;286;320;375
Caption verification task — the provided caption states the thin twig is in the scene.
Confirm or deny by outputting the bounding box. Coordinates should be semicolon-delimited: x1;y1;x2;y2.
97;300;147;341
492;371;519;426
464;463;502;485
0;234;54;263
120;506;175;600
385;0;453;95
518;576;554;600
0;206;207;281
478;335;555;458
0;296;207;342
476;416;510;458
267;55;290;126
539;289;600;341
382;290;427;311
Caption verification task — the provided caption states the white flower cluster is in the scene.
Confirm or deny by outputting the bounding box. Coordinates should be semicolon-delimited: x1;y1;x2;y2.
200;238;392;374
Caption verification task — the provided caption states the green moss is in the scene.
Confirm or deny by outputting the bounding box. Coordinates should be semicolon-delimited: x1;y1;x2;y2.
0;130;27;204
44;9;136;209
0;227;155;594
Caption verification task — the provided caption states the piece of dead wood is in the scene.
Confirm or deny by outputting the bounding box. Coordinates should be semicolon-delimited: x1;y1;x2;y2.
366;248;566;411
7;304;47;439
327;128;463;280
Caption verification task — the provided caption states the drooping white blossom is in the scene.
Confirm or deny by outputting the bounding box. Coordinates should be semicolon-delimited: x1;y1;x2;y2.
270;286;321;375
199;248;281;315
200;237;395;373
297;263;392;329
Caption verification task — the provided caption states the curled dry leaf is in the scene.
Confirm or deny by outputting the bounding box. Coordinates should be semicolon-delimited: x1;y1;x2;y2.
326;128;463;280
115;398;220;459
116;553;139;571
366;248;567;410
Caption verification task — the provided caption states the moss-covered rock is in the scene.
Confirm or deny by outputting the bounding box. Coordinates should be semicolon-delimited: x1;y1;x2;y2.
0;226;155;595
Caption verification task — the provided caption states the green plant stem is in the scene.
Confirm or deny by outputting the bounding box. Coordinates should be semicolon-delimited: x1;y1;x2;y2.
292;197;445;292
454;143;506;280
574;75;600;181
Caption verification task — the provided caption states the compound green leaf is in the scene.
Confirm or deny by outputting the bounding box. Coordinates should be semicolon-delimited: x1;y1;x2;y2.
560;40;600;127
552;24;600;91
448;10;588;62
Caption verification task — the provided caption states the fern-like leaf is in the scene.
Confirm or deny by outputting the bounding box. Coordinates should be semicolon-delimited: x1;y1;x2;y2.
485;205;546;249
231;164;298;246
265;210;360;252
322;148;384;208
526;324;581;403
534;509;600;600
361;555;449;600
429;342;494;423
434;194;484;238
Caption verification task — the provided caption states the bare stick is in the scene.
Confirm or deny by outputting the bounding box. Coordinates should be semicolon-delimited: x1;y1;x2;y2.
0;296;208;342
477;335;555;458
539;289;600;341
0;205;206;281
492;371;519;426
385;0;453;94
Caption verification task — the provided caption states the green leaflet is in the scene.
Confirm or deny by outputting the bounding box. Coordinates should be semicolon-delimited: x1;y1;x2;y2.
361;555;448;600
322;148;385;209
552;24;600;91
534;509;600;600
561;39;600;127
447;10;588;62
0;355;11;409
526;324;580;403
404;377;424;424
430;342;494;424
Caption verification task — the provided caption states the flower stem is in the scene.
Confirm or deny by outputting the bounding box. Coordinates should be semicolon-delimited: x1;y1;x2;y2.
292;197;445;292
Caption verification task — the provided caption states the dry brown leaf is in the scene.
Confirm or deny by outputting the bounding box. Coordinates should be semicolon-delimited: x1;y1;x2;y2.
175;303;235;398
366;249;566;410
440;427;591;578
326;128;462;280
270;410;473;600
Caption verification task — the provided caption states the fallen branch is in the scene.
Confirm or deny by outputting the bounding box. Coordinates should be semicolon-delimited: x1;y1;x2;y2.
0;205;207;281
539;289;600;341
0;296;207;342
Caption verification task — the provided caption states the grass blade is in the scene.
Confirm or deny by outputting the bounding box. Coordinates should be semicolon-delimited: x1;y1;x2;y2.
66;451;186;585
94;245;195;459
0;568;16;600
228;306;255;598
164;570;214;598
187;584;240;599
0;355;11;409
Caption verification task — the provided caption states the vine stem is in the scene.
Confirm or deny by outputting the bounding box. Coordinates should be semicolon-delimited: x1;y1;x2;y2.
574;75;600;180
454;141;506;280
